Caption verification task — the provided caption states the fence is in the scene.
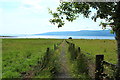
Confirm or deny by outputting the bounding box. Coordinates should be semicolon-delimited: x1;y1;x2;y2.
65;40;81;60
65;40;117;80
37;40;63;71
54;40;64;50
65;40;91;78
95;55;117;80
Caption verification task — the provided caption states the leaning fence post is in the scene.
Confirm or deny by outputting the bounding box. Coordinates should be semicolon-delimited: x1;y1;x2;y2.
95;55;104;80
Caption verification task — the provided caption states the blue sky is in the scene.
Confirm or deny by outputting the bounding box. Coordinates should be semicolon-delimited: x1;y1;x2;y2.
0;0;109;35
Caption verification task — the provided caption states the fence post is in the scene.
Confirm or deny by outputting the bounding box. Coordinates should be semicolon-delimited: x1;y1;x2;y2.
72;44;76;60
72;44;75;50
78;47;81;53
54;44;56;50
95;55;104;80
46;48;50;55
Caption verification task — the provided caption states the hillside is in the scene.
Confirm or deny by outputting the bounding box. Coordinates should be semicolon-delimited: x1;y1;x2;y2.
35;30;115;36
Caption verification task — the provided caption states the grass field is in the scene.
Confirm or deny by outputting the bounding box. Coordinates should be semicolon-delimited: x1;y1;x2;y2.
2;39;117;79
2;39;62;78
66;39;117;79
67;39;117;64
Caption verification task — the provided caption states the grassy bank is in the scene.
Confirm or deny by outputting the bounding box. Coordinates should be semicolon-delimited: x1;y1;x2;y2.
2;39;62;78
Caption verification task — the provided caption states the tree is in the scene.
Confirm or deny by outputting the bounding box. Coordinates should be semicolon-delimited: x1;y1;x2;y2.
69;37;72;39
49;1;120;79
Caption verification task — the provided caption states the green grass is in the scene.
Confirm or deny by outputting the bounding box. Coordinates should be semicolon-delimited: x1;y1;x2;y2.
66;39;117;79
2;38;117;79
67;39;117;64
2;39;62;78
66;42;92;79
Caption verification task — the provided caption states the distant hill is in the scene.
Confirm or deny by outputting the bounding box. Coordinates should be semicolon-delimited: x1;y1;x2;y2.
35;30;115;36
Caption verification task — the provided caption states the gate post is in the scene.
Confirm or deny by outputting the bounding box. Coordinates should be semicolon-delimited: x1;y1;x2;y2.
95;55;104;80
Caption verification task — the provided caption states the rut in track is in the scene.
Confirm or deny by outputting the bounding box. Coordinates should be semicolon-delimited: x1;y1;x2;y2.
56;40;72;78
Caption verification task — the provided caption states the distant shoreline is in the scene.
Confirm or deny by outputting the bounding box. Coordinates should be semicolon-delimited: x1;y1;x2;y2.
0;36;14;37
0;35;115;40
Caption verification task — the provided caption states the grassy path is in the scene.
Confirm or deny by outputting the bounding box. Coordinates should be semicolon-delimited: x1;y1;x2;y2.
56;40;92;80
56;40;72;78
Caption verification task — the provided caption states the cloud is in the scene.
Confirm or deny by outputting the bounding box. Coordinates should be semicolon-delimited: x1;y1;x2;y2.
0;8;3;28
19;0;44;14
0;0;44;14
18;0;60;15
0;0;19;2
0;0;61;34
2;0;102;35
0;0;60;15
22;0;42;4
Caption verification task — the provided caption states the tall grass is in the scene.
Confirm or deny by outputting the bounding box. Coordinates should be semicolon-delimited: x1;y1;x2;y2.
66;41;92;79
2;39;62;78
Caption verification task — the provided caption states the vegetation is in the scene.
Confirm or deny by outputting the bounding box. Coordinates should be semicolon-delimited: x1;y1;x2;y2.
66;39;117;79
67;39;117;64
49;2;120;78
66;41;92;79
2;39;117;79
2;39;62;78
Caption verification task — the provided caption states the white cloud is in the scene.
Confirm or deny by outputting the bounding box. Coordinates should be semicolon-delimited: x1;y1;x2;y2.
22;0;42;4
19;0;44;14
1;0;104;35
0;8;3;29
18;0;60;16
0;0;19;2
21;0;42;9
0;0;44;14
0;0;61;34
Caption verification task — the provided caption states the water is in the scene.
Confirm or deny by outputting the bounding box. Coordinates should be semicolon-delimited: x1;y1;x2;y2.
0;35;115;40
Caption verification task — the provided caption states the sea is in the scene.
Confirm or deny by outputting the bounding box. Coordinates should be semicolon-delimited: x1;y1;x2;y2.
0;35;115;40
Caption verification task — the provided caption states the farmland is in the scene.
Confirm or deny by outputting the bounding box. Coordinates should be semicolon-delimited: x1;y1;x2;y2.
67;39;117;64
2;39;117;79
2;39;62;78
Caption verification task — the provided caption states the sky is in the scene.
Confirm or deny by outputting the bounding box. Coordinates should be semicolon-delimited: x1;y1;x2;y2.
0;0;109;35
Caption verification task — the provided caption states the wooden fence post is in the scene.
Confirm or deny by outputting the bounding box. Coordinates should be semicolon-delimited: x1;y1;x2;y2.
78;47;81;53
54;44;56;50
46;48;50;55
95;55;104;80
73;44;75;49
72;44;76;60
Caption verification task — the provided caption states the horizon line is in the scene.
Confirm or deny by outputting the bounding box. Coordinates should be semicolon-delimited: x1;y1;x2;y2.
0;29;111;35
